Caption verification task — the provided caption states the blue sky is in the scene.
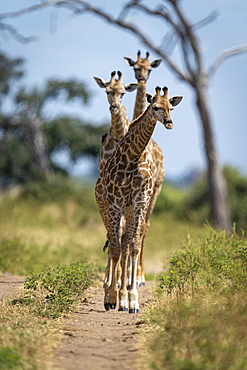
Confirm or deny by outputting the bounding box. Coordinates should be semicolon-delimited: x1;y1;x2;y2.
1;0;247;179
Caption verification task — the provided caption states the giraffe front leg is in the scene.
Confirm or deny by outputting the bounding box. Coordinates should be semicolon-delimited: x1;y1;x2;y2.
106;206;122;310
118;245;129;311
118;205;132;311
128;197;150;313
104;257;112;311
136;220;147;287
108;253;120;310
129;240;140;313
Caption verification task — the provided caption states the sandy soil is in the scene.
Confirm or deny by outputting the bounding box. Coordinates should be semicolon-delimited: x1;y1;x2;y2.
52;281;155;370
0;272;155;370
0;272;26;299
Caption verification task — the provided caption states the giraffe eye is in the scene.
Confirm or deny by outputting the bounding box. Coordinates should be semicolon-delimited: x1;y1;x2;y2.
153;106;160;111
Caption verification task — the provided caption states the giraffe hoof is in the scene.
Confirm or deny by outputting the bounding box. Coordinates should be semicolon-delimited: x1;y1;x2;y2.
127;285;131;291
129;308;139;314
137;282;142;288
142;282;145;286
104;303;110;311
109;303;116;310
118;307;128;312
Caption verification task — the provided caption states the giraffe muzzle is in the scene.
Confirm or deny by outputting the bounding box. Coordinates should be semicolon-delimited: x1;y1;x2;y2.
164;120;173;130
109;105;118;113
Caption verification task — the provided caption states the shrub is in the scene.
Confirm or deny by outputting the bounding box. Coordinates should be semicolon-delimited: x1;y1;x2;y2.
13;261;98;318
158;228;247;296
153;182;185;217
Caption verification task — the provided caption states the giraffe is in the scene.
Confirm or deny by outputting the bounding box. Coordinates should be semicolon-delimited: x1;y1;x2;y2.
94;71;138;290
95;86;182;312
124;51;163;287
94;70;138;173
124;50;162;120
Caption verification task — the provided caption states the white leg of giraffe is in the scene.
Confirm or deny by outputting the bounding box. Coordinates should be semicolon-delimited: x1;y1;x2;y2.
127;254;132;290
129;201;150;313
118;205;133;311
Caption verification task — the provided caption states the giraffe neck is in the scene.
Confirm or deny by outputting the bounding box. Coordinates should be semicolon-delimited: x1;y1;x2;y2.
133;84;146;120
111;104;130;142
126;105;157;160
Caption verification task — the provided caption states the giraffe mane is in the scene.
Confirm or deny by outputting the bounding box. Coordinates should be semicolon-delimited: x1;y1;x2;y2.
128;105;150;130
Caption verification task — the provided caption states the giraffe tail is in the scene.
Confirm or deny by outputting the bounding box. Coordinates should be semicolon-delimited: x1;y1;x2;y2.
103;239;109;253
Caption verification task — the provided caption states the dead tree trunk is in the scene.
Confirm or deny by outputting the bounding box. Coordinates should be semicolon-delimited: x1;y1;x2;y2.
196;84;231;231
23;116;54;183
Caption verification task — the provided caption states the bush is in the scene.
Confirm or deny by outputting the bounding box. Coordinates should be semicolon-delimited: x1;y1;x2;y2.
158;228;247;295
153;182;185;217
13;261;98;318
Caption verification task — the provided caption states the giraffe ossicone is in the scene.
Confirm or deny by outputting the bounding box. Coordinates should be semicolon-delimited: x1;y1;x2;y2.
95;86;183;313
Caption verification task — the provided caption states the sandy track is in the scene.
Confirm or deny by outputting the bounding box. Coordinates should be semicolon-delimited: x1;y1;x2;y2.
0;272;25;299
52;281;155;370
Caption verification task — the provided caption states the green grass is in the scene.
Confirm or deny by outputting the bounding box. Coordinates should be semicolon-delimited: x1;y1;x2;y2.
0;346;26;370
138;228;247;370
0;180;206;278
0;298;60;370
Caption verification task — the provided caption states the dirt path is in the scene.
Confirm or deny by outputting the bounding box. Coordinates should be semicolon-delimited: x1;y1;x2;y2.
52;281;155;370
0;272;25;299
0;273;155;370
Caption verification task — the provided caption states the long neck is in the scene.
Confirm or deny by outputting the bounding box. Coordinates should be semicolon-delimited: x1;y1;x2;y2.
133;84;146;120
111;104;130;142
126;105;157;160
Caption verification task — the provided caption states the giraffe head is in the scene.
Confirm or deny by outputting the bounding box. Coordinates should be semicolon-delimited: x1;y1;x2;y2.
146;86;183;129
94;71;139;114
124;50;162;86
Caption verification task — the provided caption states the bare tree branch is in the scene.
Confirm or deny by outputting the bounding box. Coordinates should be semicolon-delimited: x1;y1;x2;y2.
0;21;37;43
0;1;53;20
208;44;247;80
192;10;219;31
0;0;190;83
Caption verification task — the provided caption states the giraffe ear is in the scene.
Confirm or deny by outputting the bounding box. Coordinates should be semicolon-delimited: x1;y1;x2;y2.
124;57;136;67
94;77;109;88
124;83;139;93
151;59;162;68
169;96;183;107
146;93;153;104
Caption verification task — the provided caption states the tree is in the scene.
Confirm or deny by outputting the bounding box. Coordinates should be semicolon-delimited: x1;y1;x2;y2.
2;0;247;230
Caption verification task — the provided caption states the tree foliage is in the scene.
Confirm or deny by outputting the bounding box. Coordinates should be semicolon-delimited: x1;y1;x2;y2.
0;51;24;100
0;50;109;184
